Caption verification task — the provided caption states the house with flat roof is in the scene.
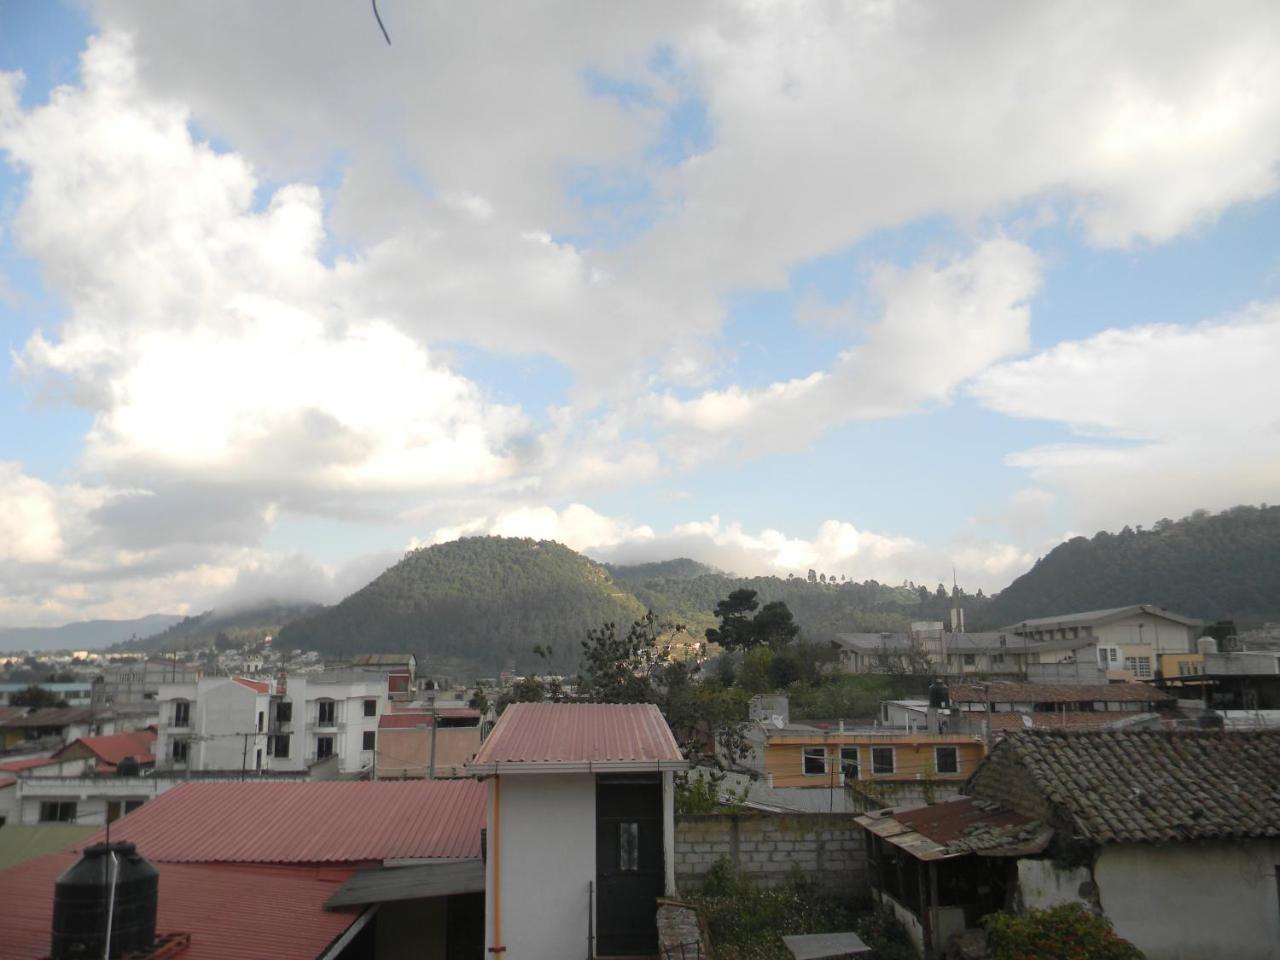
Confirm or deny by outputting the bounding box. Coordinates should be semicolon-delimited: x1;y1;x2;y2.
467;702;687;959
857;730;1280;960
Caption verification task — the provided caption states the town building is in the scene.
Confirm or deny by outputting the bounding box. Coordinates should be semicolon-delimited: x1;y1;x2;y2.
858;729;1280;960
375;706;482;779
1005;604;1204;680
348;653;417;701
0;707;113;752
468;702;687;960
154;672;387;776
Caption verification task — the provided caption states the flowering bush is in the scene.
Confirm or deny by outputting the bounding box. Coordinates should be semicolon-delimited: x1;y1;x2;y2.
983;904;1145;960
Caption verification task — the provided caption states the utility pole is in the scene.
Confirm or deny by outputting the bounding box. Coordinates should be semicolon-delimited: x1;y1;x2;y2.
428;703;438;780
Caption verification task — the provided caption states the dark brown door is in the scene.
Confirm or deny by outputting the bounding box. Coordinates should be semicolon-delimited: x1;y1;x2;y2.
596;776;663;956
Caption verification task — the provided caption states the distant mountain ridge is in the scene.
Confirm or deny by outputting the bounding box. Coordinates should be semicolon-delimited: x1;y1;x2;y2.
123;602;324;652
976;504;1280;628
0;614;184;653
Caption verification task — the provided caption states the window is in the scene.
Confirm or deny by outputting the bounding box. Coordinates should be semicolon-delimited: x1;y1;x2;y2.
363;699;377;717
962;654;976;666
272;734;290;758
276;700;293;723
125;800;144;814
317;700;336;727
40;801;76;823
172;699;190;728
935;746;959;774
255;748;263;770
316;736;335;760
257;710;264;733
171;738;189;762
803;747;828;776
1098;646;1120;667
362;731;376;751
1124;656;1153;679
992;653;1005;664
618;822;640;871
871;747;895;775
839;746;859;781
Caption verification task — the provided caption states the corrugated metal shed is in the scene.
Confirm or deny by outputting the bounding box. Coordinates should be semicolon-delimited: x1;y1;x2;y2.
79;779;486;864
856;798;1051;861
0;853;358;960
468;702;685;773
325;859;484;908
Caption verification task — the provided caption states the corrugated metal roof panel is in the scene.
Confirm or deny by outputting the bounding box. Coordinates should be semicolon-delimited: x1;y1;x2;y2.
0;854;358;960
325;859;484;908
470;702;683;769
79;779;485;864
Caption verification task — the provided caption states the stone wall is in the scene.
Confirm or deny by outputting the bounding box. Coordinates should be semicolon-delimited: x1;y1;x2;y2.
675;812;866;896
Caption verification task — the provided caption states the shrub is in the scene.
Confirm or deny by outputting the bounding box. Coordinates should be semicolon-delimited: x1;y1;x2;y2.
983;904;1145;960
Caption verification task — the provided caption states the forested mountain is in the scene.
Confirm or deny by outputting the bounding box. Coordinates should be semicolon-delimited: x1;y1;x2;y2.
977;505;1280;627
124;602;323;652
276;538;646;674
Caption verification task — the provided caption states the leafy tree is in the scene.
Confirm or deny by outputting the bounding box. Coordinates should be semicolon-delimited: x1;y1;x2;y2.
576;611;667;703
983;904;1144;960
705;589;760;651
468;688;490;714
12;685;68;710
753;600;800;649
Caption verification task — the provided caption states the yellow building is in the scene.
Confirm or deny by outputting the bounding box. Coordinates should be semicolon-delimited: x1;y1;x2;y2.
761;728;987;791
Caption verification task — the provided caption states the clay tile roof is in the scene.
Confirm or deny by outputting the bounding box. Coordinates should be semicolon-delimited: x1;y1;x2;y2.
232;676;271;693
0;854;358;960
57;729;157;766
972;730;1280;844
80;779;485;864
950;682;1173;704
0;756;60;773
468;702;685;772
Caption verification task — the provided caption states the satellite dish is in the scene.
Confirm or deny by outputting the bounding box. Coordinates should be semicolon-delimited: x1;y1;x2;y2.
1020;714;1034;729
771;715;785;729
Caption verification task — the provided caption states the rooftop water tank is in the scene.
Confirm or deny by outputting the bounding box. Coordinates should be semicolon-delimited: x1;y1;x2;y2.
115;756;140;778
928;678;950;710
51;841;158;959
1197;636;1218;656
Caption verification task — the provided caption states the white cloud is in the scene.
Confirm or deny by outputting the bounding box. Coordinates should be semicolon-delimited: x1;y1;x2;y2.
649;238;1042;456
971;304;1280;531
3;34;527;505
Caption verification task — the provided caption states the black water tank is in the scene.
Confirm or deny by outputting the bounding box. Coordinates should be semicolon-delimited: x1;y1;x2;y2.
51;842;158;959
115;756;140;778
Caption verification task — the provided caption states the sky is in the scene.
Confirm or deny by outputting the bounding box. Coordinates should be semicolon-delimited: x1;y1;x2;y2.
1;1;1279;626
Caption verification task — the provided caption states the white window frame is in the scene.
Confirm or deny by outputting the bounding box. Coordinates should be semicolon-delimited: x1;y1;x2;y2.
871;746;895;775
317;699;336;727
935;746;959;775
1124;656;1153;679
316;735;336;760
1098;646;1120;668
172;699;190;728
802;747;828;776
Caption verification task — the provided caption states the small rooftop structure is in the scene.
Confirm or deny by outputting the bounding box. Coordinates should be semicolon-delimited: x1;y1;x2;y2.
80;779;486;864
53;729;156;771
467;702;685;774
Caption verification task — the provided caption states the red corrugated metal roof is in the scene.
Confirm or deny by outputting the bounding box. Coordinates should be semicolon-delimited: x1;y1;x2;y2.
0;707;92;728
380;713;433;729
0;775;15;789
232;676;271;693
0;756;58;773
470;702;684;768
57;729;157;766
80;779;485;864
895;797;1038;845
0;854;357;960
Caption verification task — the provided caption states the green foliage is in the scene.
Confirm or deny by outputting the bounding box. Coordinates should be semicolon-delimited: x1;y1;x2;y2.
11;685;69;709
657;664;752;765
691;861;860;960
128;602;321;652
672;769;748;815
706;590;801;652
979;504;1280;628
277;537;646;672
576;610;668;703
983;904;1145;960
852;908;917;960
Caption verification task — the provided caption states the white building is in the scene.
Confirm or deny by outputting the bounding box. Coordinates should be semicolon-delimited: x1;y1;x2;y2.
155;672;387;776
468;703;686;960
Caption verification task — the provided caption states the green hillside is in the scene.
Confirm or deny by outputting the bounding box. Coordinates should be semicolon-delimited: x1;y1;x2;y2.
977;504;1280;628
276;537;647;674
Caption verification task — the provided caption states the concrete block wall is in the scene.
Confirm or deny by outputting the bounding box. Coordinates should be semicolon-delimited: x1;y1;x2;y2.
675;812;866;897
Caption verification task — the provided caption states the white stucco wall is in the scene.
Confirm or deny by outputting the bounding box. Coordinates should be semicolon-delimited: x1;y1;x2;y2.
1096;840;1280;960
486;773;596;960
1017;858;1094;911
